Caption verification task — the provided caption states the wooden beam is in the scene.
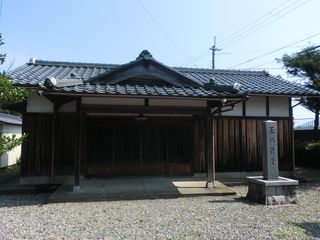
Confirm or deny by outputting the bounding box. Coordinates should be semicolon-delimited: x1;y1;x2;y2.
81;104;206;115
206;105;214;188
73;97;81;192
242;100;246;116
266;96;270;117
288;97;293;117
45;95;77;111
49;103;57;183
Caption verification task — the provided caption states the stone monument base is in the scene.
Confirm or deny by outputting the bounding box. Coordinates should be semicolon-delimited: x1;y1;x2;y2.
246;176;299;205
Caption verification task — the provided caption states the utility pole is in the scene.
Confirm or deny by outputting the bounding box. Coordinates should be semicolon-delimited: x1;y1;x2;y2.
210;36;221;69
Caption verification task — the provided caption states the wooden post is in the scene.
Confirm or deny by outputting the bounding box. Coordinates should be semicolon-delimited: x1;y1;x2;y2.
73;98;82;192
206;105;214;188
50;103;57;184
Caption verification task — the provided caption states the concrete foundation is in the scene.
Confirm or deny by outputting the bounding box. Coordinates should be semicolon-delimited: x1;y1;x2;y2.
49;177;236;203
246;176;299;205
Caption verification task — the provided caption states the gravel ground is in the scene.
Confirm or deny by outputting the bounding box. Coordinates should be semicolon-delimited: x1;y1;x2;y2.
0;181;319;240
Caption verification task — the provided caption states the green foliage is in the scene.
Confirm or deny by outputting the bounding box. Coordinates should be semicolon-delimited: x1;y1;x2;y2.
295;140;320;151
0;33;30;155
281;46;320;84
0;74;30;108
280;46;320;130
0;134;27;156
304;140;320;151
0;34;5;65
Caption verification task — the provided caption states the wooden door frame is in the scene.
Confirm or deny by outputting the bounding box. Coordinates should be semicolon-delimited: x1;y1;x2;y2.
84;116;195;177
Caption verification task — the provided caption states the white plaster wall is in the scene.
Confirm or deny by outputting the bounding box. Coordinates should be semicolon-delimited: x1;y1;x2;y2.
149;98;207;107
0;124;22;168
269;97;290;117
58;100;76;112
82;97;145;105
221;101;243;116
246;96;266;116
26;92;53;113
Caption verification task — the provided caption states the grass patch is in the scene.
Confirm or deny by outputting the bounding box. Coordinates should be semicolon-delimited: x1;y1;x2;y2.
0;164;20;184
276;229;288;239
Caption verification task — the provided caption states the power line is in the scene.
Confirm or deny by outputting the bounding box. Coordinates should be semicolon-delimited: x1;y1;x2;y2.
175;0;310;67
229;30;320;69
245;59;278;70
175;50;208;65
220;0;311;49
219;0;301;48
217;0;276;39
136;0;186;56
219;0;293;47
175;0;286;66
177;44;300;67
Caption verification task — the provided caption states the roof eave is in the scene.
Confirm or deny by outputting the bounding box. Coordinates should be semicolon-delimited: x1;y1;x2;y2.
39;90;246;101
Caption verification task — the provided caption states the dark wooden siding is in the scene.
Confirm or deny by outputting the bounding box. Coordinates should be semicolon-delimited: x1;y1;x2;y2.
21;113;77;177
54;114;77;175
214;117;294;172
21;113;294;177
193;117;206;172
21;114;53;176
86;118;194;177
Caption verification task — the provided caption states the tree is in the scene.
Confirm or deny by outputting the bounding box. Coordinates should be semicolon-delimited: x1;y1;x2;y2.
280;45;320;130
0;34;30;156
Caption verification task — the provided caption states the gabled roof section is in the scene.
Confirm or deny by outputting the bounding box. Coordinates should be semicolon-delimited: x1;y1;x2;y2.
7;50;320;97
87;50;200;88
175;67;320;96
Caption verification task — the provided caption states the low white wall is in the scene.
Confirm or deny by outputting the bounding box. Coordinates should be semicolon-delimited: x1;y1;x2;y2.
246;96;266;116
221;101;243;116
220;96;290;117
26;92;53;113
0;124;22;168
269;97;289;117
26;93;290;117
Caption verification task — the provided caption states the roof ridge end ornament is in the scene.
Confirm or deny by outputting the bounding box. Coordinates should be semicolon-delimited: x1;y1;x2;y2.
29;57;36;64
136;50;153;60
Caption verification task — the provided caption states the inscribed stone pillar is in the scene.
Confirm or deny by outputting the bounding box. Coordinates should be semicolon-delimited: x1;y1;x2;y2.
262;120;279;180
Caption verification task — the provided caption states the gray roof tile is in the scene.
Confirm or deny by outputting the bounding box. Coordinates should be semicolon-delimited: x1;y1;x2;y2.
0;113;22;125
39;82;240;98
8;59;320;97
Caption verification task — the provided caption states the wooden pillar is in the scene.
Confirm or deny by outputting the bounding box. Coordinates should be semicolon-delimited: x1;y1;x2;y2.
20;102;27;178
206;105;215;188
50;104;57;184
73;97;82;192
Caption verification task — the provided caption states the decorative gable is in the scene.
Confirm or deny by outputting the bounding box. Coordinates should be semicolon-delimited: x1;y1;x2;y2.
87;50;200;87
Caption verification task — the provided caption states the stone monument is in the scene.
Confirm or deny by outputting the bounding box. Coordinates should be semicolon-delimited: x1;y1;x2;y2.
246;120;299;205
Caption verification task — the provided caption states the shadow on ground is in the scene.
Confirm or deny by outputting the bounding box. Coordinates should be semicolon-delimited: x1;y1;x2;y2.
0;193;50;208
208;196;260;205
291;221;320;238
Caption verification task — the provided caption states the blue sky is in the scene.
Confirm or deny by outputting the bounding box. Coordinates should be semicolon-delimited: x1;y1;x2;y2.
0;0;319;122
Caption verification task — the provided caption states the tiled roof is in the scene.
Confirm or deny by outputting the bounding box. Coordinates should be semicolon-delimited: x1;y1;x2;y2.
175;67;320;96
8;58;320;97
0;113;22;125
39;83;245;98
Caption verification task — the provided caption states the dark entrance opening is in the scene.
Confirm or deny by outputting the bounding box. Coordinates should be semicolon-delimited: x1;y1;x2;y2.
86;117;194;177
